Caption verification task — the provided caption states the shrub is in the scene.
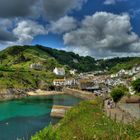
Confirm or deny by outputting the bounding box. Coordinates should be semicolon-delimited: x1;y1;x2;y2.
132;78;140;93
110;85;128;103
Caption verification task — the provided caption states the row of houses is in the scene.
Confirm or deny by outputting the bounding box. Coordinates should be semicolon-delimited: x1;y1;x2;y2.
53;78;76;87
111;66;140;78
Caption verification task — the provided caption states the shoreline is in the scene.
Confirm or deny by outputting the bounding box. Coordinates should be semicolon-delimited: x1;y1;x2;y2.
27;89;64;96
0;88;64;101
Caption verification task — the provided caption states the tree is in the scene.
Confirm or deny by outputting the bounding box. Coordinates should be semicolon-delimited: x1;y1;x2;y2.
131;78;140;93
0;53;7;64
110;85;128;104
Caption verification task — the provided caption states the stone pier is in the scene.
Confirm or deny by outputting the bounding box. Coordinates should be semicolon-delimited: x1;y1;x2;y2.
63;88;95;100
51;105;72;118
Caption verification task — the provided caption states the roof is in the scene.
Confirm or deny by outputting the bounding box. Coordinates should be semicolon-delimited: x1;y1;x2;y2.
54;67;65;71
53;79;65;82
79;79;93;83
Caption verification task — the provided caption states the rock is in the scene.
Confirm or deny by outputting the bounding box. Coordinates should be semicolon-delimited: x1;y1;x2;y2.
30;63;43;70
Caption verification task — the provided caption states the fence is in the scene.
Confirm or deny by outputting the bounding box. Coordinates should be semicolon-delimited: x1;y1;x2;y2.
104;107;136;124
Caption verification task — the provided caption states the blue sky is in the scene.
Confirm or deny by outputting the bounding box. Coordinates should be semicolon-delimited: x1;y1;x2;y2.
0;0;140;58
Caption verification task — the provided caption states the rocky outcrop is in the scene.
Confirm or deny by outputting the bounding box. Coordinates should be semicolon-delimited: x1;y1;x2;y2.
0;88;31;100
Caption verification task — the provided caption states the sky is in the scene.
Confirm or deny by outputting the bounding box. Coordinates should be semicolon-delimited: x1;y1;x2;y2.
0;0;140;58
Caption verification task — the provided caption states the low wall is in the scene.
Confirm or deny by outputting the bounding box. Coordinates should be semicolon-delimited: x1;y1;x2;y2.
63;88;95;100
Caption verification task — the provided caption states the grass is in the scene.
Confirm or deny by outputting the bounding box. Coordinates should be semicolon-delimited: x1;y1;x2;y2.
0;46;62;90
31;98;140;140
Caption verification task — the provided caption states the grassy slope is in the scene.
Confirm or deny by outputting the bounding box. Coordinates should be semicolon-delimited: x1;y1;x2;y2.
31;98;140;140
99;57;140;73
0;46;61;89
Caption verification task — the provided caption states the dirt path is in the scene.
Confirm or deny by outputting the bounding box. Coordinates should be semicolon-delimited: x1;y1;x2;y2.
104;100;135;124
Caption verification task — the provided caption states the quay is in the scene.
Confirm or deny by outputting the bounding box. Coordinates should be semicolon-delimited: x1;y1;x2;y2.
51;105;72;118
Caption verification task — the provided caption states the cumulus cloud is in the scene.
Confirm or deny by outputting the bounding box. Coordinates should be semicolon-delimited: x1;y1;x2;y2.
63;12;140;58
42;0;87;20
13;20;47;44
0;0;88;49
49;16;77;34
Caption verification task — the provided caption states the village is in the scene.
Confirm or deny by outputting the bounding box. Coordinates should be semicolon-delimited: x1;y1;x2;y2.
52;65;140;95
51;65;140;122
28;62;140;124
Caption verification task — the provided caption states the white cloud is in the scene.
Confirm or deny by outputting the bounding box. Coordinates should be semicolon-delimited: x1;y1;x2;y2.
104;0;127;5
63;12;140;58
130;9;140;18
104;0;116;5
13;20;47;44
49;16;77;34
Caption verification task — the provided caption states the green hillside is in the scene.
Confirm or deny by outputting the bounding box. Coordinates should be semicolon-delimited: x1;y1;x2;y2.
98;57;140;73
32;99;140;140
0;45;140;90
0;45;61;90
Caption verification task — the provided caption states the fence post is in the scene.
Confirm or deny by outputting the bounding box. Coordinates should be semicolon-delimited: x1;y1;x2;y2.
122;114;124;123
109;110;111;117
114;113;117;122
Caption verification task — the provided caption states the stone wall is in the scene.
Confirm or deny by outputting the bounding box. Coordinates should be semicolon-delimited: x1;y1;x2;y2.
63;88;95;100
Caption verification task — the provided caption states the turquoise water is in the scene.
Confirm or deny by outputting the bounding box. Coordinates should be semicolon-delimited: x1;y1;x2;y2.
0;95;81;140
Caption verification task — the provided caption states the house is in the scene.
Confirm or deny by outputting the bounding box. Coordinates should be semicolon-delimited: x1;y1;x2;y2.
30;63;43;70
78;79;94;90
129;86;135;95
53;67;65;76
133;72;140;80
70;69;77;75
65;78;76;87
117;69;126;76
53;79;65;86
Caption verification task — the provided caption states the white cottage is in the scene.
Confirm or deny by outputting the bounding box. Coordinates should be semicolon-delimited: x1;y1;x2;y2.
53;79;65;86
70;69;77;75
53;67;65;76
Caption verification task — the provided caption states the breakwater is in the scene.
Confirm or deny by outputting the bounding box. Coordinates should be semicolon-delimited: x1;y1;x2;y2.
63;88;95;100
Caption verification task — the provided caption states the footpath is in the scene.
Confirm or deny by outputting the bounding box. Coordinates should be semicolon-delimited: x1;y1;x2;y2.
104;100;135;124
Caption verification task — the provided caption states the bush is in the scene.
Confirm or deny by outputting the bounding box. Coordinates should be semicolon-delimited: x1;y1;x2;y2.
110;85;128;103
132;78;140;93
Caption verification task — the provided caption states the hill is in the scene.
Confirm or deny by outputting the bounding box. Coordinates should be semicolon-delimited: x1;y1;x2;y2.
0;45;97;92
0;45;140;91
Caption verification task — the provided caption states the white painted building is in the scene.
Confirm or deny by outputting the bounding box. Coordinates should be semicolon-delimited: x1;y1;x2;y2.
53;67;65;76
70;69;77;75
65;78;76;86
53;79;65;86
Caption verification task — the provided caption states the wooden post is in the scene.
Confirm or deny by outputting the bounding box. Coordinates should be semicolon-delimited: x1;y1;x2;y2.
114;113;117;122
122;114;124;123
109;110;111;117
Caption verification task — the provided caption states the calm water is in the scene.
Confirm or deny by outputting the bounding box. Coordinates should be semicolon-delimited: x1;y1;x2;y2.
0;95;81;140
